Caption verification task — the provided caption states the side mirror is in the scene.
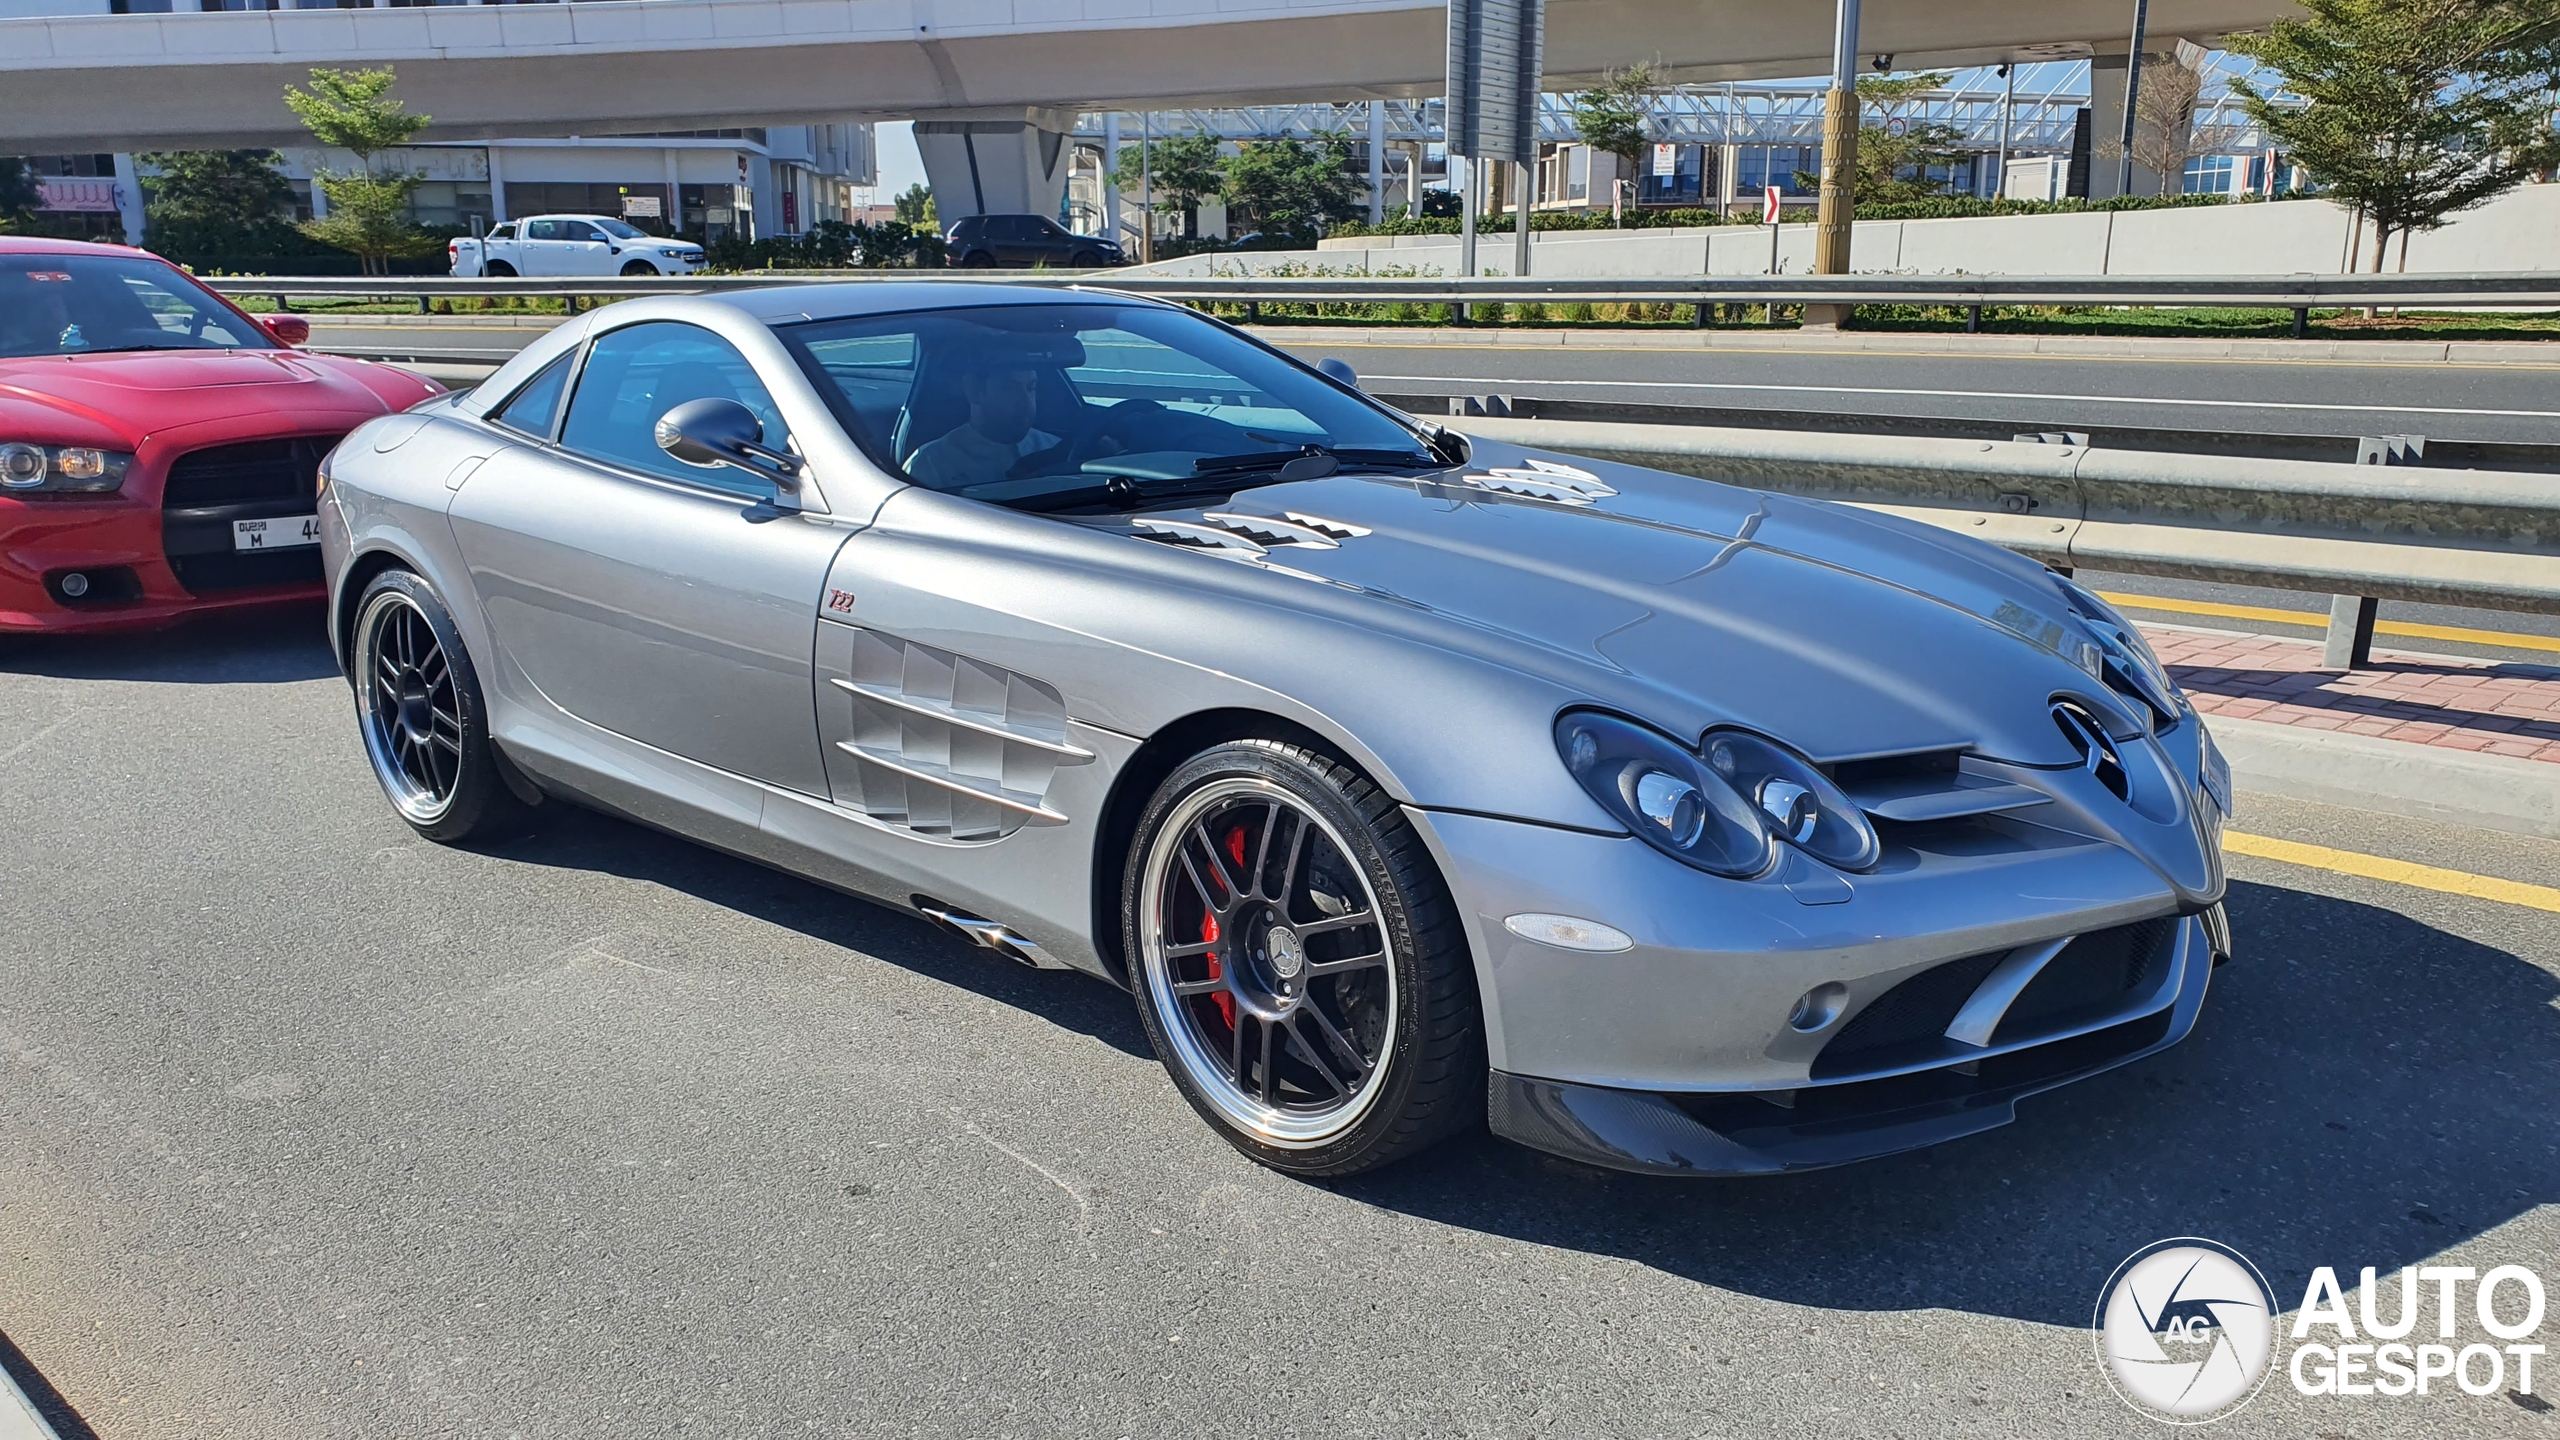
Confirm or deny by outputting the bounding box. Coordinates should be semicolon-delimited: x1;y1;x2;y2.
654;397;802;489
1316;357;1359;390
262;314;310;346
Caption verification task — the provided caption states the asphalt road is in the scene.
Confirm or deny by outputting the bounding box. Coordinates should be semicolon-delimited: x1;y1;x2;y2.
3;608;2555;1438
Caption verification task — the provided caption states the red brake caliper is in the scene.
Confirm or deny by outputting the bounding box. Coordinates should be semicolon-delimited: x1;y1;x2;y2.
1200;824;1251;1030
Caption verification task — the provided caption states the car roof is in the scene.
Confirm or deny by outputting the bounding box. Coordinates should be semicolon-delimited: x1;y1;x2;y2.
0;235;152;257
721;281;1162;325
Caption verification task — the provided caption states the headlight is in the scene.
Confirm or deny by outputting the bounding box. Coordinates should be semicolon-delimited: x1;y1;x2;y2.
0;443;131;493
1556;711;1776;878
1700;729;1880;870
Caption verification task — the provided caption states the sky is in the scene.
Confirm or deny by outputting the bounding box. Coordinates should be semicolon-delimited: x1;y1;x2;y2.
866;121;927;202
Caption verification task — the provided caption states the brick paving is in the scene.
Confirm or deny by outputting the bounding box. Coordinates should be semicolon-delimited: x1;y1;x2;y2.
2140;623;2560;766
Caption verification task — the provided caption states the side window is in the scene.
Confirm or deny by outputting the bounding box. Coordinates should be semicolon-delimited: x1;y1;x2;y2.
559;321;787;496
525;220;561;241
560;221;601;243
491;354;572;437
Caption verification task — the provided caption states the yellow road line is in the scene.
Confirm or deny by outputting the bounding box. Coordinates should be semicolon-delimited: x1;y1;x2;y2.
2223;831;2560;913
2097;590;2560;656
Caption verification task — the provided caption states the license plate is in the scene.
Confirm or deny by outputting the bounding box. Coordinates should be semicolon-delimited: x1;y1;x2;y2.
233;515;320;551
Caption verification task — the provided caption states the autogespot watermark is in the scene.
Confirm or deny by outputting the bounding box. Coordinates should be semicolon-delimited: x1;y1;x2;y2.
2094;1238;2550;1424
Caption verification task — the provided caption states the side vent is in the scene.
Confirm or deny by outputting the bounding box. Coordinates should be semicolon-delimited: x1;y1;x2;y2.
817;626;1094;842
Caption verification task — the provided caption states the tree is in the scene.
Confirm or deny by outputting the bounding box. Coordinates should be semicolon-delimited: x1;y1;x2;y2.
1795;72;1970;204
892;181;936;230
283;66;439;274
1569;62;1657;219
2228;0;2560;270
0;157;38;228
1110;131;1225;237
1219;134;1365;243
139;150;299;261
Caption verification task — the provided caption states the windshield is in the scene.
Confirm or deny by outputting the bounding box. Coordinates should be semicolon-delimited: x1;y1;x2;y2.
595;218;647;239
782;302;1436;509
0;252;274;360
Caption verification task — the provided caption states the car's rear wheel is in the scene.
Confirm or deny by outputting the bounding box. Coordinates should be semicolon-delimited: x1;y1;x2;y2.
961;251;997;268
350;569;532;844
1123;740;1482;1176
484;261;517;277
620;259;659;276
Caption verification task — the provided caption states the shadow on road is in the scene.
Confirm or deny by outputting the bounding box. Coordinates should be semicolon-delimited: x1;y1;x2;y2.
486;802;1154;1060
0;604;338;685
1328;878;2557;1328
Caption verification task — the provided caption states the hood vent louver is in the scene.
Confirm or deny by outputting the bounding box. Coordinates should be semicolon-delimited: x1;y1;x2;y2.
1452;459;1618;506
1131;511;1370;557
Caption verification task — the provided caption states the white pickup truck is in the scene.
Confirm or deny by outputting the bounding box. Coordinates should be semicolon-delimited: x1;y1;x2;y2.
449;214;708;278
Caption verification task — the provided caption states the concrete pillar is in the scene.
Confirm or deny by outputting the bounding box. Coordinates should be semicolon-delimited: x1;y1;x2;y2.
486;146;506;221
663;148;682;233
1808;0;1858;328
1102;113;1122;241
913;112;1076;222
112;153;144;246
1368;100;1385;225
2085;50;2174;200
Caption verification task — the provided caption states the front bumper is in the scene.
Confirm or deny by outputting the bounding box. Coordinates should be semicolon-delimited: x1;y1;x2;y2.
1411;780;2227;1176
1;493;320;634
1488;911;2217;1176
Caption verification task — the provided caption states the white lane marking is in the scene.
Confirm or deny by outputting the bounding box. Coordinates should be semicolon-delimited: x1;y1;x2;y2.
1360;373;2560;421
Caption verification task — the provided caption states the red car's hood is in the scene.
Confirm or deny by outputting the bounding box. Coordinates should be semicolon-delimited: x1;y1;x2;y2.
0;349;438;448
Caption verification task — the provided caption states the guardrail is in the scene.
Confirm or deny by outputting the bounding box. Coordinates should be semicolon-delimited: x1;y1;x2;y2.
1454;416;2560;619
205;270;2560;330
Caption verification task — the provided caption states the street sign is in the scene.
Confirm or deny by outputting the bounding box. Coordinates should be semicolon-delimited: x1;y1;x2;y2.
1444;0;1544;162
1763;186;1782;225
621;194;662;219
1651;142;1677;177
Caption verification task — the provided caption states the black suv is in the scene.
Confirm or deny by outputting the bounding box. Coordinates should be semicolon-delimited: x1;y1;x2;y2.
944;214;1125;269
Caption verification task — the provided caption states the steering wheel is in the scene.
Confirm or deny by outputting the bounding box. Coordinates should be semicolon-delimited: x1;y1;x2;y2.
1061;398;1167;470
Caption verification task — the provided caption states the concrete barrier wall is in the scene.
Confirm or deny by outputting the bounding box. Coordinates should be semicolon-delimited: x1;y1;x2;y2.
1139;184;2560;279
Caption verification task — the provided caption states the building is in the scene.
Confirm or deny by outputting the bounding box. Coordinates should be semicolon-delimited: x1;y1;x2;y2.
14;125;874;250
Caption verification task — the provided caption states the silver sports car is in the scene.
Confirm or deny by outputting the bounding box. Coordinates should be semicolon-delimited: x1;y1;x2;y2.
319;283;2233;1178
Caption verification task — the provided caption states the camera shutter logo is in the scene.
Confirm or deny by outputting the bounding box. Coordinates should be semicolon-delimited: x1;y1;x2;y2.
2094;1238;2279;1423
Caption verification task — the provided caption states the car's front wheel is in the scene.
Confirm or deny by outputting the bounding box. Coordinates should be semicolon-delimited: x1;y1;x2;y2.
620;259;660;277
350;569;533;844
1123;740;1483;1176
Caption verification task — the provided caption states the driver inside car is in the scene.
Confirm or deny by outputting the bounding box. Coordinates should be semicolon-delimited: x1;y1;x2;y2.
903;360;1064;491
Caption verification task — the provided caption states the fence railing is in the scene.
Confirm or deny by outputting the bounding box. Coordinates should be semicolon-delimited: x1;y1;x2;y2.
1454;417;2560;621
204;269;2560;319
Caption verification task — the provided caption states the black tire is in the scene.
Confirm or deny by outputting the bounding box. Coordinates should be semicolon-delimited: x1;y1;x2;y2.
348;569;533;844
484;261;517;278
1071;249;1103;269
1122;739;1483;1177
961;251;997;268
620;259;660;277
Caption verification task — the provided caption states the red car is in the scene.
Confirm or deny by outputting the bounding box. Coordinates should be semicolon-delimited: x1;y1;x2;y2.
1;236;442;634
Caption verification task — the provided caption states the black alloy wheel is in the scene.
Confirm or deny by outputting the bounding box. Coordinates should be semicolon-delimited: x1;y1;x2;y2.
350;569;533;843
1124;740;1482;1176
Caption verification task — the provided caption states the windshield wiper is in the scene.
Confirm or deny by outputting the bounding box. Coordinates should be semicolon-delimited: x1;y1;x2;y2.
1192;444;1436;477
1009;473;1270;515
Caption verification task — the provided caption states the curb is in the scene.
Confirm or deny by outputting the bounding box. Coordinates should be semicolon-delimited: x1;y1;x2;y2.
2211;715;2560;841
0;1366;62;1440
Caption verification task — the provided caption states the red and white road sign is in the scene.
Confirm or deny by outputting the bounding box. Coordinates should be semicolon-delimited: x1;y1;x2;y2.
1763;186;1783;225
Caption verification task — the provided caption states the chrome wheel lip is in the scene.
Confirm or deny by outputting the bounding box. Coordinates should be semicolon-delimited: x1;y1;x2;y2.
353;588;460;826
1137;776;1397;1149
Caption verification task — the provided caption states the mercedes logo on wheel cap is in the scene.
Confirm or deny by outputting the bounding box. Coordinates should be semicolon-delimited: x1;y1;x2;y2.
2093;1238;2278;1424
1267;924;1305;980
